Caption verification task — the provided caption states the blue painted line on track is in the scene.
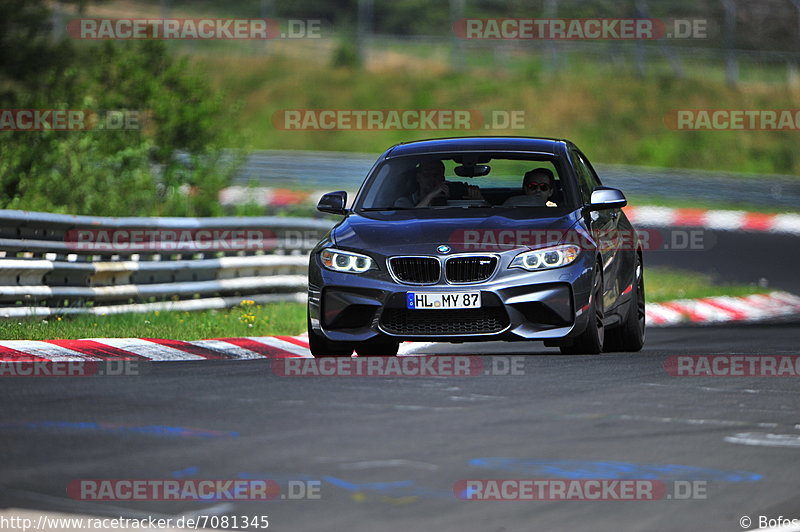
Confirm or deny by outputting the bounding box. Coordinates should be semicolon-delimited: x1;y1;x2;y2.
469;458;762;482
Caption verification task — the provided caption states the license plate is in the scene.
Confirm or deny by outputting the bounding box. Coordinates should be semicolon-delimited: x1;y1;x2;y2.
406;292;481;310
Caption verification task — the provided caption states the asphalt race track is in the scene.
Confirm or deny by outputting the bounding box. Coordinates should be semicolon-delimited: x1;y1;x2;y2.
1;227;799;532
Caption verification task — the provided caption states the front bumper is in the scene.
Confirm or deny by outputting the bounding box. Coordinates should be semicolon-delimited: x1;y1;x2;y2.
309;252;596;344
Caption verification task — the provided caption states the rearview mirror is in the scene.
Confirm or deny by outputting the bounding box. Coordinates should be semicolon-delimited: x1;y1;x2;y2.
586;187;627;211
454;164;491;178
317;191;348;215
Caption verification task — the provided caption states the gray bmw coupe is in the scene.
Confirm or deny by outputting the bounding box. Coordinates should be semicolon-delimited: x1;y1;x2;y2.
308;137;645;356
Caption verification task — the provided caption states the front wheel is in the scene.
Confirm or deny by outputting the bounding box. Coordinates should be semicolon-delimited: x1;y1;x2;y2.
355;337;400;357
560;264;604;355
604;254;645;352
307;314;353;357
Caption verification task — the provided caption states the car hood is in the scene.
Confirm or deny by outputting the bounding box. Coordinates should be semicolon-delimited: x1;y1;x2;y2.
332;211;582;255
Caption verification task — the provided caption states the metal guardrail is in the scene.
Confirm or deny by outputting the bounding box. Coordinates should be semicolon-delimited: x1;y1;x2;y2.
0;210;335;318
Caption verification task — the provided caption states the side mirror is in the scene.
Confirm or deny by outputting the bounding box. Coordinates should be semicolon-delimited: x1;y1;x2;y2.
586;187;627;212
317;191;348;215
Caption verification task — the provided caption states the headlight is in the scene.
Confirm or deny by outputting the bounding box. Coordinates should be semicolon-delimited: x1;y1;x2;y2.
509;244;580;271
320;248;374;273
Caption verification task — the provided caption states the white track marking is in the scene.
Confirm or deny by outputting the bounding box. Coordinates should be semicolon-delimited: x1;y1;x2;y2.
771;213;800;235
188;339;266;359
704;210;747;230
645;304;686;325
624;206;676;226
398;342;438;356
86;338;205;361
724;432;800;448
0;340;100;361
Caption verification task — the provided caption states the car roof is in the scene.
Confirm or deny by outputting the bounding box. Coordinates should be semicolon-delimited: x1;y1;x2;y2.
384;136;569;158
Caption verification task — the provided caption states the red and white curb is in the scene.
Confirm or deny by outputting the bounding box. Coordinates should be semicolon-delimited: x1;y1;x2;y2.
0;335;428;361
218;186;348;208
624;206;800;235
0;335;314;362
0;291;798;361
647;291;800;326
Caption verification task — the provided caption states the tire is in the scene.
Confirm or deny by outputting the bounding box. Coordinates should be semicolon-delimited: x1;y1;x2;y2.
604;254;645;352
560;263;605;355
355;337;400;357
307;314;353;357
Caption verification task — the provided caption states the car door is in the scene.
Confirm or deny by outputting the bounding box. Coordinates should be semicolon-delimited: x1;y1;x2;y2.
570;148;623;309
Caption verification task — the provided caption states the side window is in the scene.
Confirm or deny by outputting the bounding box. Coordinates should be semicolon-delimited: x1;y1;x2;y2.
570;149;594;204
577;150;603;189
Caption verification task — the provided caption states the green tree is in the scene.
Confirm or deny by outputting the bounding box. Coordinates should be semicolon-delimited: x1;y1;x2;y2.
0;0;232;216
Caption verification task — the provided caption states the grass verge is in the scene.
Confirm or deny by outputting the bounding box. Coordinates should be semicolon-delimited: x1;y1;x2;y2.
1;301;306;341
645;267;770;303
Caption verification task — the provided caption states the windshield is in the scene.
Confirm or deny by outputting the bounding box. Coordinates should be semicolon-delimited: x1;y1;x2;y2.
356;154;574;211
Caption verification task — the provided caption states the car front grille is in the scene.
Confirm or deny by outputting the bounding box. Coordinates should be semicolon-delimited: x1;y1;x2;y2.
379;307;509;336
389;257;440;284
445;256;497;283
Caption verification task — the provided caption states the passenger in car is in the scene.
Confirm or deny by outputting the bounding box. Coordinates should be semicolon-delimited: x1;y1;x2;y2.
503;168;558;207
